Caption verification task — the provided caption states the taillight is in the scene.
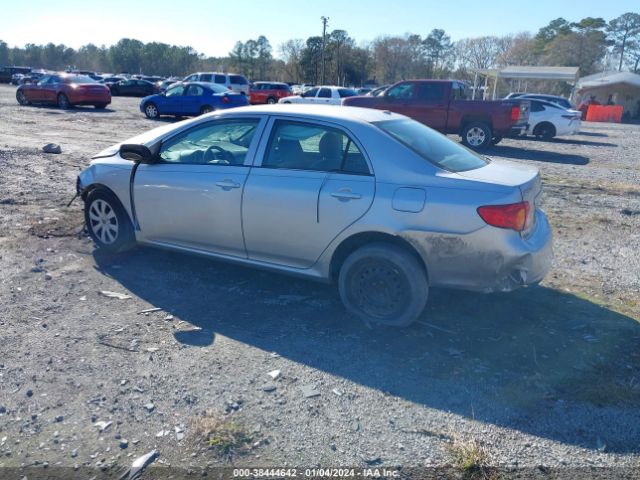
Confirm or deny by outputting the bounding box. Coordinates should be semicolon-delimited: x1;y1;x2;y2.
511;106;520;121
477;201;530;232
221;95;230;104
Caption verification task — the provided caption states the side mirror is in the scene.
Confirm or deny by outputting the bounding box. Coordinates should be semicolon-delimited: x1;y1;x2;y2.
120;144;156;164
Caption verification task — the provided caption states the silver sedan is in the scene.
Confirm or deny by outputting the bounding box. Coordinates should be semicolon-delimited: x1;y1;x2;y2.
77;105;552;327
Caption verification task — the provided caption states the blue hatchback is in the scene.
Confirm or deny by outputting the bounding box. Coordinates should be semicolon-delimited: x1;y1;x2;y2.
140;82;249;119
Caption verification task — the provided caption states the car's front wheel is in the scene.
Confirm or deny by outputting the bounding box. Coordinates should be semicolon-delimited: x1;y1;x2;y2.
16;90;30;105
533;122;556;140
200;105;214;115
84;188;135;252
143;102;159;119
338;243;428;327
266;97;277;104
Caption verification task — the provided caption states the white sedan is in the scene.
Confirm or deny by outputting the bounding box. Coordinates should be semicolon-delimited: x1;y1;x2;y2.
525;99;581;139
279;86;358;105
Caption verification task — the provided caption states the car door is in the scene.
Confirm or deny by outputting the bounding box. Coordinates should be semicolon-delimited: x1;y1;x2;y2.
133;117;266;256
160;84;187;115
413;82;449;130
299;87;319;104
42;75;62;104
317;87;333;104
27;75;49;102
182;84;206;115
242;118;375;268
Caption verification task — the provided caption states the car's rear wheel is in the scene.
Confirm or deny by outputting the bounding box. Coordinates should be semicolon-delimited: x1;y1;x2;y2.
57;93;71;109
200;105;214;115
16;90;30;105
338;243;428;327
266;97;277;104
533;122;556;140
144;102;159;119
84;188;135;253
461;122;492;149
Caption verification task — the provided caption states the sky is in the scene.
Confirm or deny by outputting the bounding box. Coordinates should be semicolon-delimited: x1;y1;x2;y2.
1;0;637;58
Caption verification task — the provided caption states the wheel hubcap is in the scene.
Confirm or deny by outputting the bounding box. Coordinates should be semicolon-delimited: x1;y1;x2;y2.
146;105;157;117
467;127;486;146
88;199;119;245
350;260;409;319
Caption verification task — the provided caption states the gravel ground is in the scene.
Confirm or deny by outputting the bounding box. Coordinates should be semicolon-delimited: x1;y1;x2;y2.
0;83;639;478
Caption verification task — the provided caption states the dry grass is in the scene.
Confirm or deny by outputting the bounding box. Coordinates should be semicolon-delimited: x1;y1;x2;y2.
190;411;252;457
448;437;496;480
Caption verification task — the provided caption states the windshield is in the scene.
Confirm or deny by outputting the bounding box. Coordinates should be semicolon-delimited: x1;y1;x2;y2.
373;119;489;172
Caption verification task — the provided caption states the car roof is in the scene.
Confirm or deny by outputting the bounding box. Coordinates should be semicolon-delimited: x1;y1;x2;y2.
214;104;406;124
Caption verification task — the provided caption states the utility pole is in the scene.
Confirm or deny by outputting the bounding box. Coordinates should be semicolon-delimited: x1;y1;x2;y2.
321;16;329;85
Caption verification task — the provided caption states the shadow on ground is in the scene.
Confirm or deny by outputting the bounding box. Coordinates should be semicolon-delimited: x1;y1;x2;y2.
487;145;590;165
94;247;640;454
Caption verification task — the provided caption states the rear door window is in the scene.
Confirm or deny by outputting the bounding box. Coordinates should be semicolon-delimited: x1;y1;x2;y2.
199;74;213;82
262;120;369;174
230;75;248;85
318;88;332;98
214;75;226;84
416;83;446;102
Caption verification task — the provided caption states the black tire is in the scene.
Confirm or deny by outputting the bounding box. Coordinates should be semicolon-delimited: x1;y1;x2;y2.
143;102;159;119
16;90;30;105
533;122;556;140
57;93;71;109
490;135;503;145
461;122;492;150
266;97;277;104
200;105;214;115
283;101;292;104
84;188;135;253
338;243;428;327
94;103;107;109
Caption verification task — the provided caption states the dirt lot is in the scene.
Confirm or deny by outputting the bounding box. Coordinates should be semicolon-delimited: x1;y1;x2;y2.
0;83;639;478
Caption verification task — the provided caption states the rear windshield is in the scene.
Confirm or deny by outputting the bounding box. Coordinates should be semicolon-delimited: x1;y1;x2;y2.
63;75;97;84
374;119;489;172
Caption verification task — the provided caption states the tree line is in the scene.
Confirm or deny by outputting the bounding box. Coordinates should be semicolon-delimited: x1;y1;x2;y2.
1;12;639;88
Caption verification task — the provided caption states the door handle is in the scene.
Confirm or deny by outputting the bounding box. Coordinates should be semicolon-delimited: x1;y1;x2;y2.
331;191;362;200
215;179;241;189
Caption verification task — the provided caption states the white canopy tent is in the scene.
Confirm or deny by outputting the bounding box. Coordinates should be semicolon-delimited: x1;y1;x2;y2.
470;66;580;100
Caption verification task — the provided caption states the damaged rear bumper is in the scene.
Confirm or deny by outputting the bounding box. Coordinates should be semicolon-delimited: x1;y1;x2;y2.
401;209;553;293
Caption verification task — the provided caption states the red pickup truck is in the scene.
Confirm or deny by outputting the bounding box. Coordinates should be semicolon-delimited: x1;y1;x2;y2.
343;80;530;149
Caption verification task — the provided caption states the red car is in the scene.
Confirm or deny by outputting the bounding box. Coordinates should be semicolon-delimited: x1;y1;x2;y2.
249;82;293;104
16;73;111;109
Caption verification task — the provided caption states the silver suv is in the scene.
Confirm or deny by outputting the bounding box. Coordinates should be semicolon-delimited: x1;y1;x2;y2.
183;72;249;95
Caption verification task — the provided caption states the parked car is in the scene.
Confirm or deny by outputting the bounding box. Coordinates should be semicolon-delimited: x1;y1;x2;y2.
505;92;575;110
157;77;181;92
0;66;31;83
110;79;157;97
140;82;249;119
16;73;111;109
182;72;250;95
279;86;358;105
249;82;293;104
100;76;126;86
519;99;581;139
76;105;552;327
356;88;372;95
343;80;530;149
